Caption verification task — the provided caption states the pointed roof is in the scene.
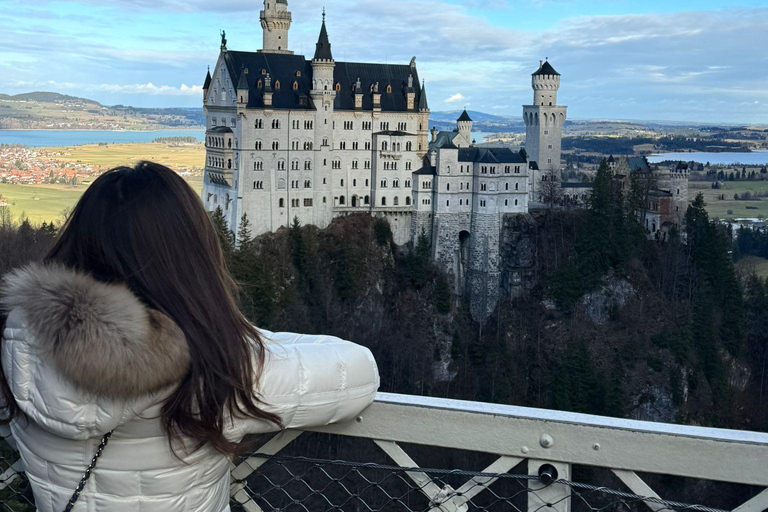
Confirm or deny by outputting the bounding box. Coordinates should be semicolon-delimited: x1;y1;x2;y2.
313;17;333;61
418;82;428;110
237;70;249;90
533;60;560;76
203;68;212;90
457;109;472;122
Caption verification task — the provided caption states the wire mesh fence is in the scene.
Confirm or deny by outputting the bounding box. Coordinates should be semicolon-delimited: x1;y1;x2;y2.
231;453;728;512
0;431;757;512
0;432;35;511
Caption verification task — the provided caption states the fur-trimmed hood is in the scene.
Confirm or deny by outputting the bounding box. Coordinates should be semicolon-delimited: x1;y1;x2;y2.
1;262;190;399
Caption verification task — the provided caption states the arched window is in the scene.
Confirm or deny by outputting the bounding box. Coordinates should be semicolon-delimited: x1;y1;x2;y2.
293;81;299;91
278;178;286;189
394;196;399;206
405;196;411;206
365;195;370;205
386;85;392;93
382;197;387;206
339;196;345;205
274;80;280;90
257;80;262;88
335;82;341;92
279;198;285;207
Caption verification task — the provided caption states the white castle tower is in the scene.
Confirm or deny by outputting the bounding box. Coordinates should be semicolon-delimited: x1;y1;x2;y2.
260;0;293;54
523;59;567;202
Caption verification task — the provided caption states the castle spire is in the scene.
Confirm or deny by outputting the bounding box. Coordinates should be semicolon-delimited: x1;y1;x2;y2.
418;80;429;111
313;11;333;61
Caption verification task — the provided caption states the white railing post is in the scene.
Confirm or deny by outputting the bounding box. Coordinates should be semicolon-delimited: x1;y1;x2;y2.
527;460;571;512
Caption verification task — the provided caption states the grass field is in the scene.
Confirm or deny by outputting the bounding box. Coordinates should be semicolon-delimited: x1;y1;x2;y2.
689;180;768;219
0;183;83;224
736;255;768;279
2;141;206;224
41;142;205;170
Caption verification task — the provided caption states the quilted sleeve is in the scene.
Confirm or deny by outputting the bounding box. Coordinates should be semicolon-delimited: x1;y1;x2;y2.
227;330;380;440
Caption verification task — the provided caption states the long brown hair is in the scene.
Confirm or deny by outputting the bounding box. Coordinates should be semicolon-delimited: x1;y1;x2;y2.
1;161;280;454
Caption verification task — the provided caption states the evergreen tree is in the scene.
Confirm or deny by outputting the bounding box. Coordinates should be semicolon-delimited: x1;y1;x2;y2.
210;207;234;266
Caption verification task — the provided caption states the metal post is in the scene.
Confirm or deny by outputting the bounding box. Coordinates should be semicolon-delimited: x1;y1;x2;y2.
528;459;571;512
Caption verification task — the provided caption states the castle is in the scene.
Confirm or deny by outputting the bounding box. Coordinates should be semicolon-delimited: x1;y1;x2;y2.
201;1;569;319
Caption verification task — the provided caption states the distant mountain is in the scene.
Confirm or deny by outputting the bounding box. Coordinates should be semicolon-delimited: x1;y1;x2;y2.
0;91;204;130
430;110;524;133
7;91;100;104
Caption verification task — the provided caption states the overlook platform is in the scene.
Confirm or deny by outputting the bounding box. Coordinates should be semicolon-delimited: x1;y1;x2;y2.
1;393;766;511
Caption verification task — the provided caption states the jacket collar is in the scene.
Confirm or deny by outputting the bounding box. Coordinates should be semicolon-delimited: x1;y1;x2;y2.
1;262;190;399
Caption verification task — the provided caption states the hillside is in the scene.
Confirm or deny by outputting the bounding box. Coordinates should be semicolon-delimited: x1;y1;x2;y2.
0;91;204;130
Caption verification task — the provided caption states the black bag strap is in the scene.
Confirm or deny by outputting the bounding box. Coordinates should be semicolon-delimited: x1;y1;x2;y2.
63;430;114;512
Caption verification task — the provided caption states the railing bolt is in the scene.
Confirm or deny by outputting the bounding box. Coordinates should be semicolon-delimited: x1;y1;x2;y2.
539;434;554;448
593;443;601;451
521;446;529;454
538;463;559;484
356;416;363;423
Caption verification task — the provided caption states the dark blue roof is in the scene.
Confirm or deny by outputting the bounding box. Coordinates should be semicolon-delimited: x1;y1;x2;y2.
627;156;651;173
457;109;472;122
533;61;560;76
313;20;333;61
222;51;423;112
458;147;527;164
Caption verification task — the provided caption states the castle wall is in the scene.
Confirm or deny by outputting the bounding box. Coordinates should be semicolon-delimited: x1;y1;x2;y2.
466;212;502;321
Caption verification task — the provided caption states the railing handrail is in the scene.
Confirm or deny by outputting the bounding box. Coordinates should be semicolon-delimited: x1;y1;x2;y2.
373;392;768;445
305;392;768;486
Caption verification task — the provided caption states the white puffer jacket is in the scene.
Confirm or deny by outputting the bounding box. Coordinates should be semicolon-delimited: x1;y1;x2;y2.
0;263;379;512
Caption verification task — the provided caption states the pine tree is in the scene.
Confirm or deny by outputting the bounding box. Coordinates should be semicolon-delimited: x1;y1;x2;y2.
209;207;234;266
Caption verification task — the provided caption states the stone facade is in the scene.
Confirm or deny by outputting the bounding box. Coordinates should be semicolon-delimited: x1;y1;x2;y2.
202;1;429;246
523;60;567;202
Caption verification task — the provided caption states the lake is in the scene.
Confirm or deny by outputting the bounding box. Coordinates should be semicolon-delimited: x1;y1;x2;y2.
648;151;768;166
0;129;205;147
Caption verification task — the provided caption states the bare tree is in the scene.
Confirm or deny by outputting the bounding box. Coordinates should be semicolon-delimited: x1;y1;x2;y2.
539;166;563;208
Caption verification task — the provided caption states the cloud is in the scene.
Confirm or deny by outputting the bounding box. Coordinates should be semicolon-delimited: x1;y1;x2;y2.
445;93;466;104
10;80;202;97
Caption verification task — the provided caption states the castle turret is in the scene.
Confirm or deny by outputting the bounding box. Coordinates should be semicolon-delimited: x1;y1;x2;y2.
457;109;472;145
419;82;429;112
260;0;292;54
203;67;212;102
523;58;567;202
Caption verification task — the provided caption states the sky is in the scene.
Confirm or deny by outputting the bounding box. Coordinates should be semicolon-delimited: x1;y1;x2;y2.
1;0;767;123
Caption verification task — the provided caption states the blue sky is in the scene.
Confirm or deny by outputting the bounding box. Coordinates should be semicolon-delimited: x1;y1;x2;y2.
1;0;767;123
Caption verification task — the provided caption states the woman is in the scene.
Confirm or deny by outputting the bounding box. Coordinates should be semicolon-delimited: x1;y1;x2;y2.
0;161;379;511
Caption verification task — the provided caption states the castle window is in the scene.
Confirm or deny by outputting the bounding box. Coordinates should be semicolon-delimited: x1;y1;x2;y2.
335;82;341;92
253;181;264;189
505;199;508;206
278;178;286;189
304;198;313;207
381;179;387;188
304;179;312;188
272;141;280;150
227;159;232;169
382;197;387;206
447;183;450;191
254;161;263;171
406;142;412;151
255;119;263;129
341;179;344;186
352;160;359;169
293;81;299;91
386;85;392;94
406;161;411;170
394;197;399;206
481;183;486;191
405;179;410;188
272;119;280;129
279;198;285;207
339;196;345;205
515;199;518;206
257;80;262;88
405;196;411;206
393;179;400;188
515;183;519;190
296;70;301;77
505;183;508;190
275;81;280;90
365;142;371;150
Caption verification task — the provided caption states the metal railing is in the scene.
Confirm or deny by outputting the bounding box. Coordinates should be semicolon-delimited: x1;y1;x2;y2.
1;393;767;511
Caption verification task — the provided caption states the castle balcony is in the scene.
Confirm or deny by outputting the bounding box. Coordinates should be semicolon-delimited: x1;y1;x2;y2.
379;149;404;160
1;393;766;510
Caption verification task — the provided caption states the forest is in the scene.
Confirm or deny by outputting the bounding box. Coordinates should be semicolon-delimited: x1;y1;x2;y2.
0;160;767;507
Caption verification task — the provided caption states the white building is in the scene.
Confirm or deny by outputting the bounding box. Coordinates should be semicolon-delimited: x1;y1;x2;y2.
202;2;429;244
